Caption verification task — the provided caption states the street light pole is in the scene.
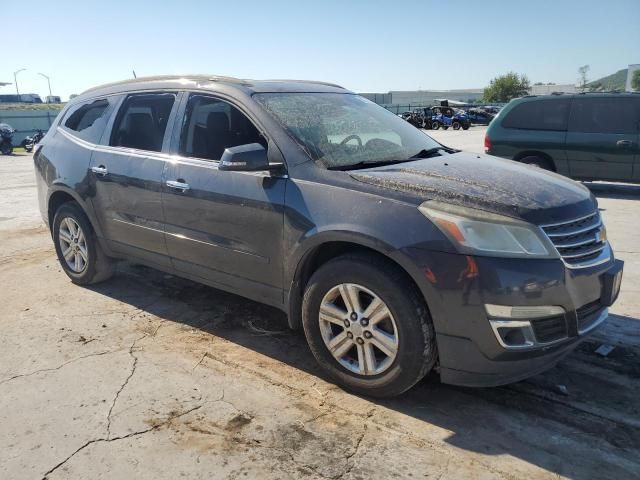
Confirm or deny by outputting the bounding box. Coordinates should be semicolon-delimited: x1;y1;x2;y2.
38;73;52;97
13;68;26;96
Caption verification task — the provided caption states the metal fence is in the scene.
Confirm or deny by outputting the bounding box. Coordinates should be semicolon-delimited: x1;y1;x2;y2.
0;109;63;144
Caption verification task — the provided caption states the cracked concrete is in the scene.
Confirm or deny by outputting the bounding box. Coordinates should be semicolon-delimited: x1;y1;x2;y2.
1;151;640;479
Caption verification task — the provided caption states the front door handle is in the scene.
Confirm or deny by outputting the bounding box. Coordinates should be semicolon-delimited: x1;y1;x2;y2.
166;180;190;192
616;140;633;148
91;165;108;176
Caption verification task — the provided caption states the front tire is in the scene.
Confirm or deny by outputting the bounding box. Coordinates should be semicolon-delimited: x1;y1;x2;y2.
53;202;115;285
452;121;461;130
302;254;437;398
432;121;440;130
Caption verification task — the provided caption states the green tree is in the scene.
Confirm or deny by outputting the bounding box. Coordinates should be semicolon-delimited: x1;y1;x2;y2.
632;70;640;91
482;73;530;102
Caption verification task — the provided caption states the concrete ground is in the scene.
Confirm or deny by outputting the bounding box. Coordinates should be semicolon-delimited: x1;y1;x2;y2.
1;145;639;480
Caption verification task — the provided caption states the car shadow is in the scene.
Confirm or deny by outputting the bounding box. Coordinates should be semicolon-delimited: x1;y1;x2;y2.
87;262;640;479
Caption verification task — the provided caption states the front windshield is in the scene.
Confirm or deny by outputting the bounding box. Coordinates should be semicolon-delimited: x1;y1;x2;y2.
254;93;443;169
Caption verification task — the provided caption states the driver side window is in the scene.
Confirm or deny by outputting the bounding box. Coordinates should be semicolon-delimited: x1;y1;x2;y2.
180;94;266;161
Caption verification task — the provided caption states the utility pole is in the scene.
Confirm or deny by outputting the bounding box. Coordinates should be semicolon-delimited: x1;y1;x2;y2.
38;73;52;96
13;68;26;96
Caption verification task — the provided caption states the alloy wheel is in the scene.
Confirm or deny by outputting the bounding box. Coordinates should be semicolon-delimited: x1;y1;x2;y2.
318;283;399;376
58;217;88;273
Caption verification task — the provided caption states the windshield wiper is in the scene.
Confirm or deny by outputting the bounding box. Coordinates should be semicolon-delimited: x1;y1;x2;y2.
410;147;448;159
327;158;416;171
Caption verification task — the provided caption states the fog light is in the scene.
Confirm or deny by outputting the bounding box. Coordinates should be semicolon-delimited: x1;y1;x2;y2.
485;304;567;349
489;319;536;348
485;304;565;319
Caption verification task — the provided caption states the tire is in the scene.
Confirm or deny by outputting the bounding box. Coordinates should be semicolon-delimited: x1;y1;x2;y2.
432;121;440;130
0;143;12;155
52;202;115;285
462;125;469;130
452;121;461;130
302;253;437;398
520;155;553;171
442;126;449;130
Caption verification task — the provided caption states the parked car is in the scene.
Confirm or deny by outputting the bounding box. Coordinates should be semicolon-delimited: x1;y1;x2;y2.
485;93;640;183
35;76;623;397
466;108;495;125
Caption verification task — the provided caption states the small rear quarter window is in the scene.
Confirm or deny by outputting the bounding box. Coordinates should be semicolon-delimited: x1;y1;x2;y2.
501;99;569;131
62;99;111;143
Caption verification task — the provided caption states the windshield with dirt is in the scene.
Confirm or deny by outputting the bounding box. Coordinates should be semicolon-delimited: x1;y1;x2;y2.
254;93;445;170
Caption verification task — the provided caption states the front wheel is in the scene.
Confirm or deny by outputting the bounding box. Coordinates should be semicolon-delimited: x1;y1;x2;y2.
302;254;437;398
431;121;440;130
53;202;115;285
452;121;461;130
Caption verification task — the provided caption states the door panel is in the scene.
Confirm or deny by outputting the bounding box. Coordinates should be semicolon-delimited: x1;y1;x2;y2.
566;97;638;182
161;93;286;306
90;149;170;266
163;159;286;305
89;92;178;266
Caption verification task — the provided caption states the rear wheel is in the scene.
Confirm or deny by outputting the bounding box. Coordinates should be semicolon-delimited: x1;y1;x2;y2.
520;155;553;171
452;121;461;130
432;121;440;130
302;254;437;398
53;202;115;285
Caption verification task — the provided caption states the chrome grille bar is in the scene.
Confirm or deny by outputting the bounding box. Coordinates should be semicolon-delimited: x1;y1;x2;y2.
540;210;609;269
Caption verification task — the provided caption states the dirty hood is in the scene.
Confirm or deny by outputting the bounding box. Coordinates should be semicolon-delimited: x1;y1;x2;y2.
350;152;595;224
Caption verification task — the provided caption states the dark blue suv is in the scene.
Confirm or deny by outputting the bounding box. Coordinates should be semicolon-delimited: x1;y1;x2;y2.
34;76;623;397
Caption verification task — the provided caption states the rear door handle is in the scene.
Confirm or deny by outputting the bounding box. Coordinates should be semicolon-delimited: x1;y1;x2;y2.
91;165;108;176
166;180;190;192
616;140;633;148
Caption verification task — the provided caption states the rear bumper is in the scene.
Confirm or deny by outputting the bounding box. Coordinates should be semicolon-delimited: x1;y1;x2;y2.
401;247;623;387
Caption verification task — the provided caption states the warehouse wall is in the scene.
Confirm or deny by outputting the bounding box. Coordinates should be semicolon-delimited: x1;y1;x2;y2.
0;109;63;144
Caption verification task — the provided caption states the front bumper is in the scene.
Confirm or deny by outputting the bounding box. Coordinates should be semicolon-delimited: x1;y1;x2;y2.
401;246;623;387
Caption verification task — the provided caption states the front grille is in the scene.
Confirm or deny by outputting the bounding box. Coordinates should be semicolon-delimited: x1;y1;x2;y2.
531;315;567;343
540;211;608;268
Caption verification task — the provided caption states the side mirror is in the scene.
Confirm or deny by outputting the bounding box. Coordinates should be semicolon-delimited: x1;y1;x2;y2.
219;143;276;172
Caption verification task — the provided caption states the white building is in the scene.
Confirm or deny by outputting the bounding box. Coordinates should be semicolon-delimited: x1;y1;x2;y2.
529;84;578;95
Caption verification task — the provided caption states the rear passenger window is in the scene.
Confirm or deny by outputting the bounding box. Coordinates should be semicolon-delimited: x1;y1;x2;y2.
62;99;111;143
110;93;176;152
502;99;569;131
179;94;265;161
568;98;639;134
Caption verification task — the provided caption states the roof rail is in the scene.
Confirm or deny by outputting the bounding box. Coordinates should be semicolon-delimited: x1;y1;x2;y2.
578;90;639;94
80;74;249;95
264;79;345;89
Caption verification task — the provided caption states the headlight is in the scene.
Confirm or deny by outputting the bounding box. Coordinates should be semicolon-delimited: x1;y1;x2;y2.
419;201;558;258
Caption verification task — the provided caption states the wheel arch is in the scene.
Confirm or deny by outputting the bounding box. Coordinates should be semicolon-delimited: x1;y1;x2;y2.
46;187;109;252
286;234;432;331
513;151;557;171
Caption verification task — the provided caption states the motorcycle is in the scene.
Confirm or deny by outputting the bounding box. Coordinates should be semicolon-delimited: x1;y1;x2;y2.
0;123;15;155
22;129;45;153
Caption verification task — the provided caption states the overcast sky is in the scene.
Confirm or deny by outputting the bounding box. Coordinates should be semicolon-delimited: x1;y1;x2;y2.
2;0;639;100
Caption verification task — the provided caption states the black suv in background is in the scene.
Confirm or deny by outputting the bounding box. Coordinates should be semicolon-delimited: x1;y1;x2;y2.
34;76;623;397
485;93;640;183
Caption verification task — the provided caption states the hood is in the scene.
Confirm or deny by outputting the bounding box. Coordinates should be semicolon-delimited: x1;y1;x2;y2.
350;152;595;224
